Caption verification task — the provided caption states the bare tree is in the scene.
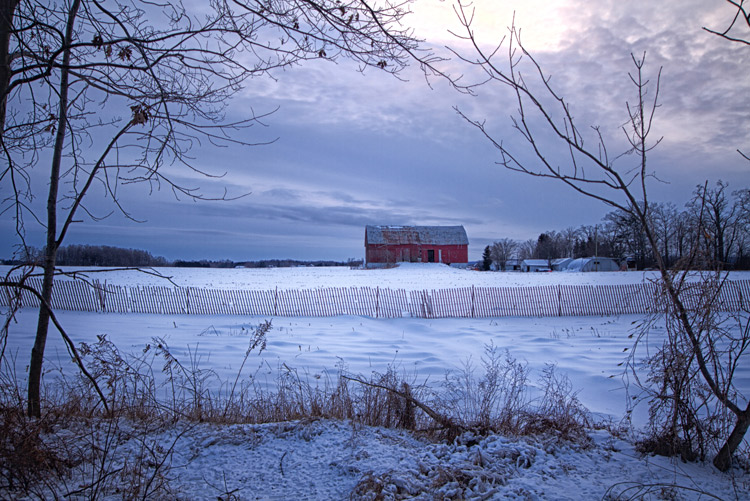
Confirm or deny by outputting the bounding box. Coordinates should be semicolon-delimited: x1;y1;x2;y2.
449;1;749;471
686;181;741;268
573;225;597;258
0;0;448;417
704;0;750;162
704;0;750;46
559;226;578;258
490;238;518;271
673;208;693;266
517;239;536;261
701;3;750;272
651;202;679;269
604;205;652;269
736;188;750;223
735;188;750;268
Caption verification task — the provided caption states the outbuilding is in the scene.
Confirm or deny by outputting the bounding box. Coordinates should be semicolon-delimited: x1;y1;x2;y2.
563;256;621;272
520;259;551;272
365;225;469;268
551;258;573;271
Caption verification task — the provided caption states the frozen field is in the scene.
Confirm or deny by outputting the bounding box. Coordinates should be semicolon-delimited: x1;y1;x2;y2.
2;264;749;499
8;309;642;420
9;262;749;290
4;263;750;423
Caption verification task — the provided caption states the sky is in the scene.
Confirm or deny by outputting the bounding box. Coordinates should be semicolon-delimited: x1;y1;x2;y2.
2;0;749;262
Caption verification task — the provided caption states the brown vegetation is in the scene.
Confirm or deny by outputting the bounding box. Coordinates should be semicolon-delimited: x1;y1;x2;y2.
0;324;594;498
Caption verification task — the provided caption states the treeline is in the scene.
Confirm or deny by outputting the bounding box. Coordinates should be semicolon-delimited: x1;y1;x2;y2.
486;181;750;271
2;244;362;269
3;244;171;267
174;258;362;268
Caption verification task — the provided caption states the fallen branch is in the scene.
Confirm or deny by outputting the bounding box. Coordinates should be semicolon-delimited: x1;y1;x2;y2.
341;374;462;433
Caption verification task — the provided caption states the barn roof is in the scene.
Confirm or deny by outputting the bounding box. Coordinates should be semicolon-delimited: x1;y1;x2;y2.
365;225;469;246
521;259;551;267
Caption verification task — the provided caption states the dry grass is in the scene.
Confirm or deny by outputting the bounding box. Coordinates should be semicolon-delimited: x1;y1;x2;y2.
0;405;75;495
0;322;595;498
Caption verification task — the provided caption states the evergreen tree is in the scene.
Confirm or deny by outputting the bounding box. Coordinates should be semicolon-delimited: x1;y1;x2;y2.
481;245;492;271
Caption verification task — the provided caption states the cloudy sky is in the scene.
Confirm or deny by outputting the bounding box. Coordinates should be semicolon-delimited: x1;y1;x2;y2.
3;0;749;262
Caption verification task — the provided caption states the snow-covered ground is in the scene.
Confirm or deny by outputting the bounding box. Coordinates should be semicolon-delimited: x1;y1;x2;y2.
43;418;746;500
8;310;642;422
3;264;749;499
8;262;749;290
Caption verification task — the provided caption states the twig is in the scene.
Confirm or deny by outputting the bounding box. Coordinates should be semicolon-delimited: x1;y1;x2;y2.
63;467;124;498
279;451;287;477
140;425;190;500
604;481;724;501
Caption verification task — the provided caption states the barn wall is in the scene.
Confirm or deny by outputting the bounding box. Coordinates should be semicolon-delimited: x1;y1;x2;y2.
366;244;467;266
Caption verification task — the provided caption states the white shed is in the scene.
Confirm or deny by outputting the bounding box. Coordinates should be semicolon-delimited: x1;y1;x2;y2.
521;259;551;272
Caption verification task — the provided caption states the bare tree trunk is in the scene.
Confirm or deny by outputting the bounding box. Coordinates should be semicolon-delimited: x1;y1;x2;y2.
714;406;750;471
0;0;20;132
27;0;81;418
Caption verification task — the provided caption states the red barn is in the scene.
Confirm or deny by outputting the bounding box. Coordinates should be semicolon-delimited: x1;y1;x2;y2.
365;225;469;268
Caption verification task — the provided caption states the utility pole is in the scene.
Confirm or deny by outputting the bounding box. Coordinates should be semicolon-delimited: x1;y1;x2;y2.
594;224;599;271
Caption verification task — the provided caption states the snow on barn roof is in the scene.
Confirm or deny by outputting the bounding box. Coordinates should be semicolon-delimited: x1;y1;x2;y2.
365;225;469;245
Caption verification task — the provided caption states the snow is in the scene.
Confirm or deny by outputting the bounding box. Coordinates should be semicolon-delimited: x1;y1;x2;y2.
41;418;742;500
17;417;747;500
7;263;749;290
3;264;749;499
6;310;640;421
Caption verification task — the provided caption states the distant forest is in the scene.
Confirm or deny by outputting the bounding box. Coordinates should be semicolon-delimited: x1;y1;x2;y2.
3;244;362;269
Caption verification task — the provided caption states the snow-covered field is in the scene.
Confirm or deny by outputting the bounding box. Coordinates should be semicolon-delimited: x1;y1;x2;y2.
64;418;745;500
22;262;750;290
2;264;749;499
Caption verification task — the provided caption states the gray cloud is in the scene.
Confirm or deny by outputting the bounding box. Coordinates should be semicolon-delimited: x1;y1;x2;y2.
4;1;748;262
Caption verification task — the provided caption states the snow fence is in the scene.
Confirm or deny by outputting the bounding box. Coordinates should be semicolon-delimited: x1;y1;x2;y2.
3;276;749;319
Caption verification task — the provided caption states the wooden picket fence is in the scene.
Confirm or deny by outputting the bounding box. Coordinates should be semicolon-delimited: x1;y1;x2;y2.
2;276;749;319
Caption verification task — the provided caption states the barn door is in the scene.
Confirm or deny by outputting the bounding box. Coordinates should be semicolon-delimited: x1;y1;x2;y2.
427;249;435;262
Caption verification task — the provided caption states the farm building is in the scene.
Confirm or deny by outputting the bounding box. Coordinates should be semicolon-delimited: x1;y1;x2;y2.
500;258;522;272
563;256;621;272
551;258;573;271
365;225;469;268
520;259;552;272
